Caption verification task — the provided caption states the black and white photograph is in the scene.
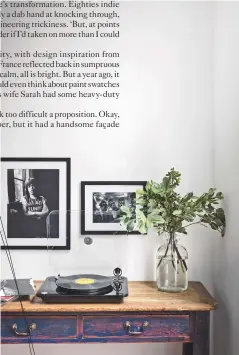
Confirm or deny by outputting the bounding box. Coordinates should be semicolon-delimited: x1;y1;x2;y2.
81;181;146;234
1;158;71;249
92;192;136;224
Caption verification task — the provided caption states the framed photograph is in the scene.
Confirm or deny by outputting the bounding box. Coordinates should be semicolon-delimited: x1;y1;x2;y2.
81;181;146;235
0;158;71;250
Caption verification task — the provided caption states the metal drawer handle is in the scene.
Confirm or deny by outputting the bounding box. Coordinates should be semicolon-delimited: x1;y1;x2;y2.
12;323;36;336
124;321;149;335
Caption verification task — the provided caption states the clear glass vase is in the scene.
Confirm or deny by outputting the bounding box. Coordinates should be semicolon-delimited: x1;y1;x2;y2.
156;233;188;292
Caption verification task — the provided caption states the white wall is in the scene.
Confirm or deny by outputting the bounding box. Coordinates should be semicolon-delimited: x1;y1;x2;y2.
1;2;217;355
212;3;239;355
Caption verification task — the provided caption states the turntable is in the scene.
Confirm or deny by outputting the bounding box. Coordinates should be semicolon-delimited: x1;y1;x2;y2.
36;268;128;303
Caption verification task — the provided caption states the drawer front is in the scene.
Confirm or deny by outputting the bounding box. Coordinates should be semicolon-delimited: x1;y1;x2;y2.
83;315;189;342
1;315;78;343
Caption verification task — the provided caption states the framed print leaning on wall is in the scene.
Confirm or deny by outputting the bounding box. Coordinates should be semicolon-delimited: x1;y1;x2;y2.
81;181;146;235
0;157;71;250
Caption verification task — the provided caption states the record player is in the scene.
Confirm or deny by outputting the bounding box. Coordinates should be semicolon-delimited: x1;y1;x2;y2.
37;267;128;303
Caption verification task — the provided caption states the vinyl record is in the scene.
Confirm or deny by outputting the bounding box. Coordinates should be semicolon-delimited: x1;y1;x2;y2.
55;274;113;295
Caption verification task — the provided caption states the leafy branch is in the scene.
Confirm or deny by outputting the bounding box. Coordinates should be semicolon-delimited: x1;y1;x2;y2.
119;168;226;237
119;168;226;273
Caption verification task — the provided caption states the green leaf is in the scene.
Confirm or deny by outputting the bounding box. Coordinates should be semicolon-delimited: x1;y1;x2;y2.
208;188;216;195
149;209;162;215
177;227;187;234
136;209;147;222
216;208;225;222
155;217;166;224
138;223;147;234
120;206;130;214
151;186;162;194
172;210;182;216
162;177;170;189
210;222;218;230
213;218;223;227
148;214;165;224
136;189;146;195
148;200;157;209
184;216;195;222
207;204;214;212
126;220;135;232
136;197;147;206
146;219;153;229
201;216;211;224
183;192;194;201
121;217;129;224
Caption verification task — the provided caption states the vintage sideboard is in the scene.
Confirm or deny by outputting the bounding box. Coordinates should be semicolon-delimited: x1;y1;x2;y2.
1;281;216;355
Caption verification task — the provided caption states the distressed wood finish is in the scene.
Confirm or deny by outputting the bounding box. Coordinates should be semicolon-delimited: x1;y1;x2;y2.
1;281;217;313
1;281;215;353
83;315;190;342
1;315;79;343
183;311;210;355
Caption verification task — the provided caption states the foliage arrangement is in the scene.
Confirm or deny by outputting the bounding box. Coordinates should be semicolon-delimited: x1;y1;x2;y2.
120;168;225;270
120;168;225;235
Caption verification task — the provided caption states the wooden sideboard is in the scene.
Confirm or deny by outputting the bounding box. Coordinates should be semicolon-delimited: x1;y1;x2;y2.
1;281;217;355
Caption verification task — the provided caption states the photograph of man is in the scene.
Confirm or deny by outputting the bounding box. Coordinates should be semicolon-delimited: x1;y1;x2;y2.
7;169;59;239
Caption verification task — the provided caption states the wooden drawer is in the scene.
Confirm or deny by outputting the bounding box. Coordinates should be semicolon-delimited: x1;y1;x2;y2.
1;315;78;343
83;315;190;342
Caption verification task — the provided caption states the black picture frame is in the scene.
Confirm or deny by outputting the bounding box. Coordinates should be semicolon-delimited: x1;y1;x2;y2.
81;181;146;235
0;157;71;250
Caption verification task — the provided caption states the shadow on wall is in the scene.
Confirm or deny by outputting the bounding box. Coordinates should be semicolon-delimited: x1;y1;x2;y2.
212;283;231;355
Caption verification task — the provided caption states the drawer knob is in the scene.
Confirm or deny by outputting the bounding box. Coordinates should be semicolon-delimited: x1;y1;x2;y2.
124;321;149;335
12;323;36;336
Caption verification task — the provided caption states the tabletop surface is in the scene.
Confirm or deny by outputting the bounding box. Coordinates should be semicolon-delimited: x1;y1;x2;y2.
1;281;217;313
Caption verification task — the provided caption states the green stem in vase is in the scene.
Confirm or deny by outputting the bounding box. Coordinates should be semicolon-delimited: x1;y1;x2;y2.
172;239;188;272
157;233;187;273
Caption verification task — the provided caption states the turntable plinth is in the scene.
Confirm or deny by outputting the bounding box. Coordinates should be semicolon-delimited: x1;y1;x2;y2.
1;281;216;355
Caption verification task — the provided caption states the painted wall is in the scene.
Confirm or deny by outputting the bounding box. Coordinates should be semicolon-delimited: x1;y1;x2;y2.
1;2;217;355
212;3;239;355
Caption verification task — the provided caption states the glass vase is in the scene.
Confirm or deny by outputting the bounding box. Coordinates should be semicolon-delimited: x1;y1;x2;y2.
156;233;188;292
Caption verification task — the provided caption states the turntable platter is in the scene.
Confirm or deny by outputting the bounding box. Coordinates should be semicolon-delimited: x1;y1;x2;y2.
55;274;113;295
